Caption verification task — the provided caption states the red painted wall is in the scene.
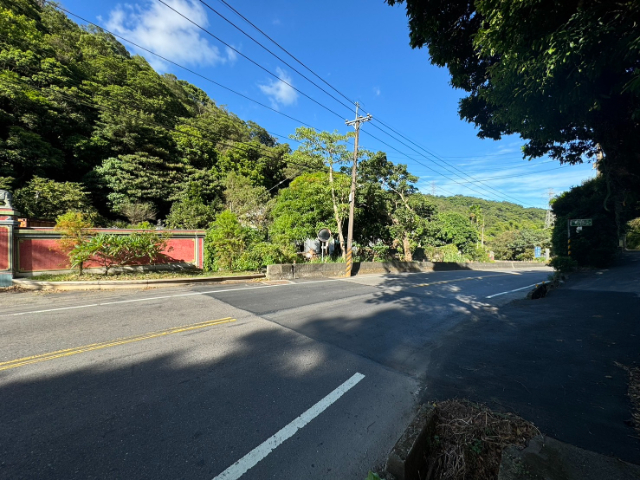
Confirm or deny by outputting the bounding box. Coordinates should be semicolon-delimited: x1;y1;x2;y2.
0;227;9;271
16;230;204;273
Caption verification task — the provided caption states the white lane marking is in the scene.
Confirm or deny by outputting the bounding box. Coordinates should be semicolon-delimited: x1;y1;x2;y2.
486;283;540;299
212;372;365;480
1;279;344;317
5;270;548;317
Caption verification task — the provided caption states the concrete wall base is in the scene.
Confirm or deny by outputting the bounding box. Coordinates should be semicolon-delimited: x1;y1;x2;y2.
266;260;550;280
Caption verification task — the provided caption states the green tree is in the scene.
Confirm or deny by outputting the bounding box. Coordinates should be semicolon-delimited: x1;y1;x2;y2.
165;193;217;230
551;177;619;267
387;0;640;234
269;172;349;250
204;210;247;271
358;153;436;260
427;212;479;254
491;229;550;261
94;153;184;213
289;128;353;259
223;171;270;230
13;176;94;219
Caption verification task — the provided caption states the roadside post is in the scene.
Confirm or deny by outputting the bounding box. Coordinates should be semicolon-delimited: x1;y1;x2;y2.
317;228;332;263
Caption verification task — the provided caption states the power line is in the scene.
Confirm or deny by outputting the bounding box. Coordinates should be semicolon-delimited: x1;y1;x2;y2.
152;0;534;205
357;128;481;199
366;119;533;206
212;0;356;107
167;0;537;206
197;0;355;114
48;4;327;134
442;165;568;184
155;0;346;121
47;1;535;205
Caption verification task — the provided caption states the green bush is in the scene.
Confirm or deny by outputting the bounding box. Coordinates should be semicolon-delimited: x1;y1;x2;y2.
72;232;167;274
469;246;491;262
204;210;247;272
234;242;294;271
425;244;468;262
549;256;578;273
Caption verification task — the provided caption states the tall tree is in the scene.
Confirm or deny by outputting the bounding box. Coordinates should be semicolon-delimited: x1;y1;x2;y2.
289;128;353;258
387;0;640;225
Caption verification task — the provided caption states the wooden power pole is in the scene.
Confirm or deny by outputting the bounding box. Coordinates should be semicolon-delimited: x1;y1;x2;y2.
344;102;371;277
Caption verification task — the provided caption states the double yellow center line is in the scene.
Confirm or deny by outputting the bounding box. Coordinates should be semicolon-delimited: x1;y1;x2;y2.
0;317;236;372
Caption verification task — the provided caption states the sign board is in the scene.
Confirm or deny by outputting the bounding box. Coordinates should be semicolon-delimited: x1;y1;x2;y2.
534;246;541;258
570;219;592;227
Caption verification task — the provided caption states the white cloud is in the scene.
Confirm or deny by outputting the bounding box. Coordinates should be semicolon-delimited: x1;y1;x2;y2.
225;46;238;65
417;162;596;208
258;67;298;108
105;0;228;71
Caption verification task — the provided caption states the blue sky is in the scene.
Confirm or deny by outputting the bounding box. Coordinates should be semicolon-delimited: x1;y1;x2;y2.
57;0;596;209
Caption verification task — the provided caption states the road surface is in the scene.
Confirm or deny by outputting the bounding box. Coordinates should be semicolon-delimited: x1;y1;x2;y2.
8;265;634;480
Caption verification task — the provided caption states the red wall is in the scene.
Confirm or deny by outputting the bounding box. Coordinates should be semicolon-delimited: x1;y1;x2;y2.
16;230;204;273
0;227;8;271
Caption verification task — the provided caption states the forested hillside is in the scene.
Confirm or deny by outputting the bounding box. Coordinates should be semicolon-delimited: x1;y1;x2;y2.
0;0;549;268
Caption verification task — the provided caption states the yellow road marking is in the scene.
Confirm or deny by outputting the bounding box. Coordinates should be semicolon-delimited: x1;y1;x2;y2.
415;276;485;288
0;317;236;372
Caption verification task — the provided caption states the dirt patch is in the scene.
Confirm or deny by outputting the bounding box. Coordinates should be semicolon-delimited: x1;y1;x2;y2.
422;399;540;480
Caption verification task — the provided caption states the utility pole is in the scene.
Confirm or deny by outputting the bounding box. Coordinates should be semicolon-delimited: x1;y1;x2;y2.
544;189;555;229
431;181;436;196
344;102;371;277
594;143;604;177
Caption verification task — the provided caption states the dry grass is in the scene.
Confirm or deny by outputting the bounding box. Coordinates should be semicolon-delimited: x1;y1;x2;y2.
424;400;540;480
616;362;640;435
630;367;640;434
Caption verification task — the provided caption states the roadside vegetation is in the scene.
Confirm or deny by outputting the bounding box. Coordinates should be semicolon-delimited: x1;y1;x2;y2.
0;1;554;274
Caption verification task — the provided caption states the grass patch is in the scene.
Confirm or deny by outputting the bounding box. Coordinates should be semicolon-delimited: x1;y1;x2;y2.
422;399;539;480
27;270;262;282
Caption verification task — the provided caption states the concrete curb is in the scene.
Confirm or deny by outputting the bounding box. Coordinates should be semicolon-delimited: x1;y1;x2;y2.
267;260;551;280
12;274;266;291
385;406;437;480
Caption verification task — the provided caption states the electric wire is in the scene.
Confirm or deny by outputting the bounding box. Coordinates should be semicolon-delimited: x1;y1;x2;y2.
155;0;346;121
212;0;356;106
47;2;540;206
200;0;539;206
48;4;323;133
197;0;355;114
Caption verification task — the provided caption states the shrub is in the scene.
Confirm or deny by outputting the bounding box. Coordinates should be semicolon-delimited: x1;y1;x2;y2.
55;211;95;275
72;232;167;274
204;210;247;272
234;242;294;271
425;244;468;263
549;256;578;273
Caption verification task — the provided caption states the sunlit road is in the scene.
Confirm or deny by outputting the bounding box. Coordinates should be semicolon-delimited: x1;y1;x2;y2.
0;268;552;479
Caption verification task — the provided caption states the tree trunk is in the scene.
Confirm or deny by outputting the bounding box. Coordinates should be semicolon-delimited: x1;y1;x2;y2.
402;232;412;262
328;165;346;260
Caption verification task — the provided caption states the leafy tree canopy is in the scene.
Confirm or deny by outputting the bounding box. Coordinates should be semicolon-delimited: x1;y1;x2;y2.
387;0;640;198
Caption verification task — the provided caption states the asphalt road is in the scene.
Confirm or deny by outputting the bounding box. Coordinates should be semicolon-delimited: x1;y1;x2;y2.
9;264;634;480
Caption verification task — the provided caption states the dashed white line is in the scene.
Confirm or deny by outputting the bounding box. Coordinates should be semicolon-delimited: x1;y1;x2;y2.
486;283;539;299
212;372;366;480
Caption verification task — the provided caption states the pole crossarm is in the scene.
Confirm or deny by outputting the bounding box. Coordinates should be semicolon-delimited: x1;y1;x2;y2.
344;102;372;277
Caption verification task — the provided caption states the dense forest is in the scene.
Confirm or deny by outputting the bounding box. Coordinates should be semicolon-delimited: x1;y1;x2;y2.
0;0;551;269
